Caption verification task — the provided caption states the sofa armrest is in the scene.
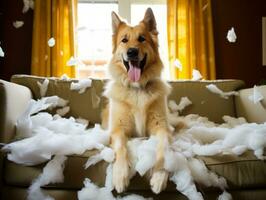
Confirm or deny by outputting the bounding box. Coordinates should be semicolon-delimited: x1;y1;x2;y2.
235;85;266;123
0;80;32;143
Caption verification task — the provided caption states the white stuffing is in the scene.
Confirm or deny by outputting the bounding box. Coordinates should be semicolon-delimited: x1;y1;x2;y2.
22;0;34;13
169;97;192;113
70;79;92;94
28;155;67;200
3;97;266;200
192;69;203;80
217;190;232;200
13;20;24;28
67;56;80;66
227;27;237;43
0;46;4;57
78;178;152;200
206;84;238;99
84;147;115;169
248;85;264;104
60;74;70;81
37;78;49;97
56;106;70;116
48;38;55;47
174;59;182;71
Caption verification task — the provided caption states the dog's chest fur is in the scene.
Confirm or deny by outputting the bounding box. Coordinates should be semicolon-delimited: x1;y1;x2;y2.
105;80;168;137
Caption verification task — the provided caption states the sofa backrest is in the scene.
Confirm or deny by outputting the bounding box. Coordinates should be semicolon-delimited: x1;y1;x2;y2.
11;75;245;124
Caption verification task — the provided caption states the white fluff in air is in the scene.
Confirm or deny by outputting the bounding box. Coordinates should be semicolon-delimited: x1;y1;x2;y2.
206;84;238;99
22;0;34;13
0;46;4;57
67;56;80;66
13;20;24;28
37;78;49;97
226;27;237;43
192;69;203;80
169;97;192;113
174;59;182;71
248;85;264;104
48;38;55;47
70;79;92;94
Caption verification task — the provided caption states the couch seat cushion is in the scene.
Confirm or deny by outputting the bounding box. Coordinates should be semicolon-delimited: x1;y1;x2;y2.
4;150;266;191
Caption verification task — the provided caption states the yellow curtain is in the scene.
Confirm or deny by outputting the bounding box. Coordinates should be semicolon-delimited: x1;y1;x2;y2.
167;0;216;80
31;0;77;77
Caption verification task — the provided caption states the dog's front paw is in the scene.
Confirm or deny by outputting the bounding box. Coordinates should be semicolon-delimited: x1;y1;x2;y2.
113;160;130;193
150;170;168;194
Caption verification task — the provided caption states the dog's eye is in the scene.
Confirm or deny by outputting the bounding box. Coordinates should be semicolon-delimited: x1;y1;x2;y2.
121;38;128;43
138;35;145;43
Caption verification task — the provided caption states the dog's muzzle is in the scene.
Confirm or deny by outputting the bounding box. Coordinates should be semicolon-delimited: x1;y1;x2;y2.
123;49;147;82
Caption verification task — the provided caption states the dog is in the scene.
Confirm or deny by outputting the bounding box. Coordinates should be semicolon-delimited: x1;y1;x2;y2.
102;8;172;194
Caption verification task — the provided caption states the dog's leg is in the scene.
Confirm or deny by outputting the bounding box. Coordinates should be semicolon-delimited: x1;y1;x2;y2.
109;101;133;193
147;98;171;194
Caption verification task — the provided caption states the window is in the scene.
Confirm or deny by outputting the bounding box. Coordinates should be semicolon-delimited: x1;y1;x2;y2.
77;0;168;79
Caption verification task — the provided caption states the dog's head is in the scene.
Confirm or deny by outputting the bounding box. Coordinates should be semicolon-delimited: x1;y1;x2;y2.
109;8;163;85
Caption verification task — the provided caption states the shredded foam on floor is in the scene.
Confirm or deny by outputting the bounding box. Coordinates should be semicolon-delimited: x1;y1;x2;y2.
2;94;266;200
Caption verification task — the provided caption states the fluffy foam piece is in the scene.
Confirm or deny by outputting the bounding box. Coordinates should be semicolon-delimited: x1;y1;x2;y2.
0;46;4;57
135;136;158;176
188;158;227;189
169;97;192;113
84;147;115;169
67;56;80;66
248;85;264;104
70;79;92;94
174;59;182;71
170;170;204;200
78;178;151;200
4;118;109;165
105;164;114;191
56;106;70;116
206;84;238;99
227;27;237;43
48;38;55;47
37;78;49;97
217;191;232;200
192;69;203;80
22;0;34;13
28;155;67;200
13;21;24;28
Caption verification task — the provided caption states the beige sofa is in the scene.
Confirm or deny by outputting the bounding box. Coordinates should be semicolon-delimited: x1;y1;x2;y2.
0;75;266;200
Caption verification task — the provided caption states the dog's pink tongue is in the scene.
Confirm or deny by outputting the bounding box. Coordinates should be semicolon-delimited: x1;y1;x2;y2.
128;62;141;82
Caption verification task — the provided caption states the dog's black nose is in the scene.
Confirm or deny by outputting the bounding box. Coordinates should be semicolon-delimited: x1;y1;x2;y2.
127;48;139;59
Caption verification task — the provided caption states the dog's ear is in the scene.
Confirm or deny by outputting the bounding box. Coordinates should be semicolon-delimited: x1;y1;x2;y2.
142;8;158;34
111;11;122;34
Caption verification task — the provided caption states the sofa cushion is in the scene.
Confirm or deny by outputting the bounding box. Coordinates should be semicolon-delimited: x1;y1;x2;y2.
11;75;244;123
235;85;266;123
4;150;266;191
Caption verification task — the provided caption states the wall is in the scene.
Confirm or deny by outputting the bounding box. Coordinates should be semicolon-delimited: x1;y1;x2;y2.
212;0;266;87
0;0;33;81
